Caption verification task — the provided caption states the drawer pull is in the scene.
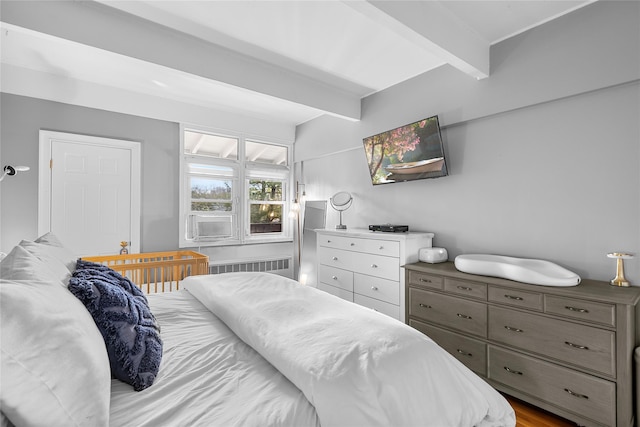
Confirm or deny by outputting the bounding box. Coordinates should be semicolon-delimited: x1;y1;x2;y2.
565;305;589;313
379;246;384;250
457;286;473;291
456;349;473;357
456;313;472;320
350;243;355;246
331;275;338;280
327;240;331;243
564;388;589;399
371;286;378;291
504;326;524;333
332;256;338;261
419;278;432;283
371;264;378;268
565;341;589;350
418;303;432;309
504;366;523;375
504;294;524;301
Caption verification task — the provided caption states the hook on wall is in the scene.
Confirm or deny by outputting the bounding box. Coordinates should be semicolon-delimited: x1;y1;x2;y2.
0;165;30;182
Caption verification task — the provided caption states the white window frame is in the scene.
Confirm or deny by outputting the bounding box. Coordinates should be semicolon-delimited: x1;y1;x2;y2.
179;125;293;248
244;162;290;243
185;160;239;243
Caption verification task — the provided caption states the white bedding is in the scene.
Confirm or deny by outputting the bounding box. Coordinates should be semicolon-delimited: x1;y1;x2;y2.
184;272;516;427
109;290;319;427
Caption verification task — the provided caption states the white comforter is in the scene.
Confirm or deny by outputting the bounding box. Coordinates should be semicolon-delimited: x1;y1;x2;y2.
184;272;515;427
109;290;319;427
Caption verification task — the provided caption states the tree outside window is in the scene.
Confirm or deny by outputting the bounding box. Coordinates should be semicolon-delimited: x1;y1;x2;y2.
191;177;233;212
249;179;283;234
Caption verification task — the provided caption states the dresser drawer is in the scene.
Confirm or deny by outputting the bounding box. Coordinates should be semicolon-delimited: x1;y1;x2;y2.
488;286;543;311
410;320;486;376
489;306;615;376
545;295;616;327
318;235;400;257
488;346;615;426
318;247;399;281
444;278;487;300
354;294;399;320
318;264;354;292
354;274;399;305
407;271;443;290
317;283;353;302
409;288;487;338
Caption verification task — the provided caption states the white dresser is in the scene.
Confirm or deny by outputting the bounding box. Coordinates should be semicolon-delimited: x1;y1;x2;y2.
315;228;434;322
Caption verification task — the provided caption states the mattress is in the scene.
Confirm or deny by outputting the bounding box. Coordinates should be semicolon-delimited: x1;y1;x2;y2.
109;290;319;427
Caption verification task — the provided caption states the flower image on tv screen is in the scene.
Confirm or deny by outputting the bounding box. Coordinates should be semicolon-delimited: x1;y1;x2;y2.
363;115;448;185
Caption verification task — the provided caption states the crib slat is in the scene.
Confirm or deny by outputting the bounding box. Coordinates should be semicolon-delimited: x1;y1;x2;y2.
81;251;209;294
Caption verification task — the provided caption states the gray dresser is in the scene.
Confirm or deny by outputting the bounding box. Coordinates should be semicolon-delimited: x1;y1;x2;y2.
404;261;640;427
315;228;433;322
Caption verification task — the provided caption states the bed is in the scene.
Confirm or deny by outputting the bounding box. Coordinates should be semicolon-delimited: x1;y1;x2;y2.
0;234;516;427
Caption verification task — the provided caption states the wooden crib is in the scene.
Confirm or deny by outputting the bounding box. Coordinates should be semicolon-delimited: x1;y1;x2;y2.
82;251;209;293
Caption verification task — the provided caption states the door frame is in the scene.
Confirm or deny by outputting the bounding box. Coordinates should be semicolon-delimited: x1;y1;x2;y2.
38;130;141;253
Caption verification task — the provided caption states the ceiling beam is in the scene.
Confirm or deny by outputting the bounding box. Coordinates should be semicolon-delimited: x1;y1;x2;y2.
345;0;490;80
0;0;361;121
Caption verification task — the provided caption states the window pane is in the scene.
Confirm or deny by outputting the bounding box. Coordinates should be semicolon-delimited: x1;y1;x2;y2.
191;176;232;211
246;140;288;165
250;204;282;234
249;180;283;201
185;131;238;159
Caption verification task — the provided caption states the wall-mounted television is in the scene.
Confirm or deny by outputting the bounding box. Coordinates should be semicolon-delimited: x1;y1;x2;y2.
363;115;448;185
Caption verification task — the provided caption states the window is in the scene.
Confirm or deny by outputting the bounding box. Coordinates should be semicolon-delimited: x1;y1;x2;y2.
186;163;236;241
184;130;237;159
246;140;287;164
180;128;291;247
247;172;286;236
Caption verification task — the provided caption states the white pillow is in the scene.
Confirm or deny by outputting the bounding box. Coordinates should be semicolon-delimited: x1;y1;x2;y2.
19;240;77;284
0;278;111;427
0;245;66;285
22;234;77;271
34;232;66;248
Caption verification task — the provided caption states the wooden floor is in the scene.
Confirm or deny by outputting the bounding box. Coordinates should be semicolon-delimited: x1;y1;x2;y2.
506;395;577;427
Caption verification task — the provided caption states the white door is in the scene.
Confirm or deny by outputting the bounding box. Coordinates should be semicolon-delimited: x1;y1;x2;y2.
38;131;141;256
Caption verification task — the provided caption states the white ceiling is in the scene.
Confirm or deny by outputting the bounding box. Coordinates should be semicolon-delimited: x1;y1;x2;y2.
0;0;595;127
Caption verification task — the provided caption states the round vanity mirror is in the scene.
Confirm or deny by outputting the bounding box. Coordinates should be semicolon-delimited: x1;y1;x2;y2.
329;191;353;229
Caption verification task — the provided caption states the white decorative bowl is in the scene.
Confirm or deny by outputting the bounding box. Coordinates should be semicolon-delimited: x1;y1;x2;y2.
419;247;448;263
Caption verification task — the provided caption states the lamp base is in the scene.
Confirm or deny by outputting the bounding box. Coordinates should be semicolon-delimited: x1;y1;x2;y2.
611;279;630;287
335;224;347;230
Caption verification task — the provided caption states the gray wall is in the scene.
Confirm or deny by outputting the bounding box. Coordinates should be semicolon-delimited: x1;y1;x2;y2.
0;94;179;253
294;1;640;284
0;94;295;267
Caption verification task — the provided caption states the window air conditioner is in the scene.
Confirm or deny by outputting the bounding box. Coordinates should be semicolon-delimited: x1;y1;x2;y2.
189;215;233;240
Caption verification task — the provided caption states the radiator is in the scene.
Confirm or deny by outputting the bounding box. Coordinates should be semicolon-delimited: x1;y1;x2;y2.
209;257;292;277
